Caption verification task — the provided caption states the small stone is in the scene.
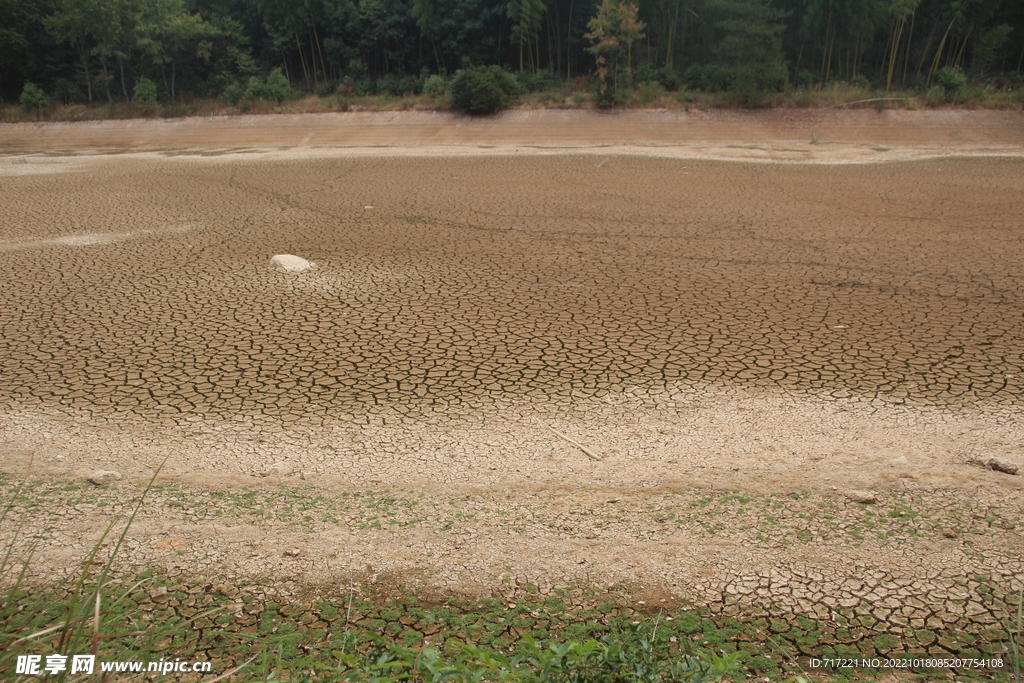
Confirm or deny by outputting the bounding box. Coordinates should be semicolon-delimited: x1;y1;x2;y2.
284;548;302;557
149;586;169;603
891;456;910;466
845;490;877;504
269;254;314;273
88;470;122;485
988;458;1019;475
942;528;958;539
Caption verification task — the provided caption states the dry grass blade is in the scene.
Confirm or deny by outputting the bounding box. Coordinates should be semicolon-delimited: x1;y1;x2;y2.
532;417;603;461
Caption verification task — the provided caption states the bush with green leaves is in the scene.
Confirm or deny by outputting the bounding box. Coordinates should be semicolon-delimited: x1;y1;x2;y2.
221;81;244;105
685;64;731;92
635;64;680;91
423;74;447;98
244;75;270;100
450;66;521;114
267;68;291;102
637;80;665;103
19;82;50;111
133;76;157;104
935;66;967;94
518;69;560;93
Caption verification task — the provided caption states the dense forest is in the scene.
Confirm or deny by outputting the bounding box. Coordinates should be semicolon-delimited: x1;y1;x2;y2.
2;0;1023;106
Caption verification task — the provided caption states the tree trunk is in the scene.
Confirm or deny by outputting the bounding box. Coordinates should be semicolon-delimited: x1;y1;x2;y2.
296;31;311;89
312;23;328;82
927;17;957;85
102;59;113;104
81;49;93;104
886;17;905;90
119;58;129;101
901;12;915;88
665;6;678;68
565;0;574;78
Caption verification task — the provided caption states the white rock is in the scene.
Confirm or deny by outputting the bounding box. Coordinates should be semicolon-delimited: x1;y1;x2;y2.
88;470;122;485
269;254;314;273
845;489;877;504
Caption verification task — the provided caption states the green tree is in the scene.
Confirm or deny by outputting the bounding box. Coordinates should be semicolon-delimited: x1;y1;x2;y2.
508;0;548;70
266;66;291;100
19;81;50;111
449;64;520;113
45;0;105;103
136;0;220;99
133;74;157;101
708;0;789;100
585;0;645;103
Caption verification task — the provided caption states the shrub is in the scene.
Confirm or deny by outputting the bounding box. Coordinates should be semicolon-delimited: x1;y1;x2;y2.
793;69;815;88
677;88;696;103
850;73;871;89
221;81;244;105
637;80;665;103
244;75;269;100
636;64;680;91
924;85;945;106
935;66;967;94
19;82;50;111
423;74;447;98
518;69;560;93
267;68;291;102
354;78;375;96
314;81;333;97
685;63;731;92
655;66;681;91
449;66;520;114
133;76;157;104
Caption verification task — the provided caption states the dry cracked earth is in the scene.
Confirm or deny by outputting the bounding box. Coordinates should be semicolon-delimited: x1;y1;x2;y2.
2;109;1024;672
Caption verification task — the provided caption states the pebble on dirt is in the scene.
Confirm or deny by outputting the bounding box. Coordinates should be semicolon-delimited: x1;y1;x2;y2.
988;458;1019;475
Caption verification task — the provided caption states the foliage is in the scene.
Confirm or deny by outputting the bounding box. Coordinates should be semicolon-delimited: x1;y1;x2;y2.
707;0;789;101
267;67;290;102
637;79;665;102
685;64;731;92
423;74;448;97
3;0;1024;107
935;65;967;93
1;471;163;683
244;75;270;99
586;0;645;105
329;627;741;682
222;81;244;104
449;65;520;113
133;75;157;103
636;64;680;90
19;81;49;110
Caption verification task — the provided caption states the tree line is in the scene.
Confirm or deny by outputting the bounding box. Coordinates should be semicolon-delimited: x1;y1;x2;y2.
2;0;1022;105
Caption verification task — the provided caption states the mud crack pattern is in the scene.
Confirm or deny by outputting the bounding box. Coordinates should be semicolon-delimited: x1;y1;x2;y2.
2;155;1023;426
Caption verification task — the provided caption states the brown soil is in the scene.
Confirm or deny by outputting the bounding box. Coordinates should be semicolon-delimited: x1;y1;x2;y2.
1;109;1023;665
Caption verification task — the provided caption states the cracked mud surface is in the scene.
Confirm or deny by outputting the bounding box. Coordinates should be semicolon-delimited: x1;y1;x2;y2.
1;110;1023;663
